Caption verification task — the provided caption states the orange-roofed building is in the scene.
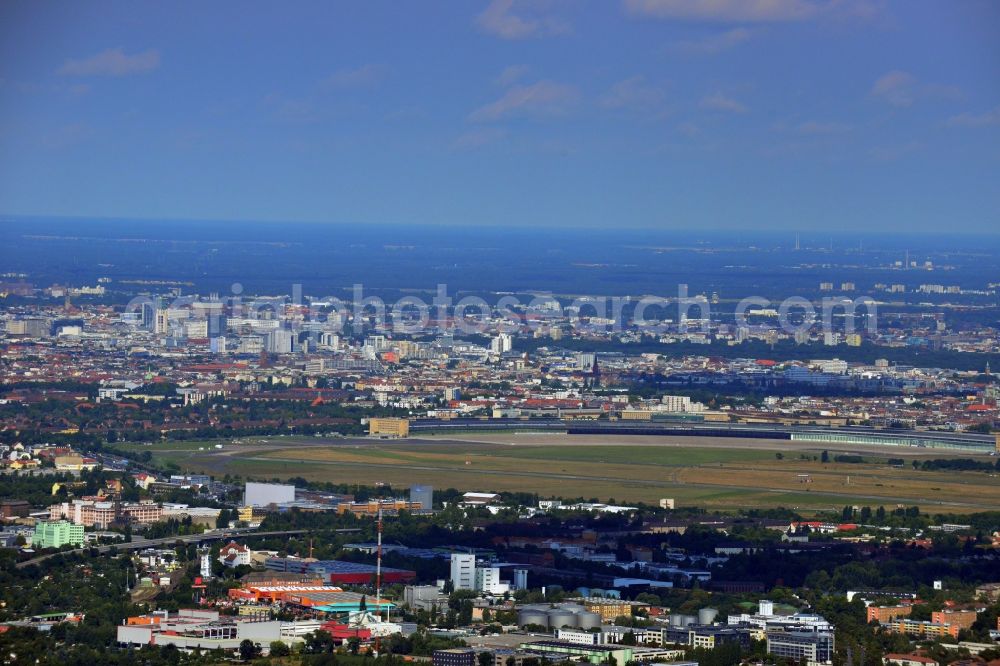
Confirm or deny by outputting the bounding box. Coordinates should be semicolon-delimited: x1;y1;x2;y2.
228;582;336;603
882;654;938;666
126;615;164;625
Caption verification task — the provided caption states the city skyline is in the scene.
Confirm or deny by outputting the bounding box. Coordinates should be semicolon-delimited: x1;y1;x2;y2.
0;1;998;232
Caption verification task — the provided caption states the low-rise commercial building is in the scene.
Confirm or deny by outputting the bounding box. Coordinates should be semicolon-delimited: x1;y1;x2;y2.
117;610;295;653
432;648;476;666
662;625;751;650
522;641;685;665
766;630;835;665
883;654;939;666
368;418;410;438
264;557;415;584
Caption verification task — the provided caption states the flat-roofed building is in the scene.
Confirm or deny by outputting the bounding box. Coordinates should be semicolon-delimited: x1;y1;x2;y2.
883;654;938;666
33;520;84;549
867;605;912;624
887;619;959;639
931;610;977;630
368;417;410;438
0;500;31;518
244;482;295;507
432;648;476;666
766;630;835;665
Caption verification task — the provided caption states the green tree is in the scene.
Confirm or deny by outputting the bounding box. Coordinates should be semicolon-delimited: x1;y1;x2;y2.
239;638;260;661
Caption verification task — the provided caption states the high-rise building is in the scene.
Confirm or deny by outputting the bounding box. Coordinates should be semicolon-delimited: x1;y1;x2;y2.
366;335;388;351
200;551;213;579
513;568;529;591
475;566;509;594
207;314;226;337
184;319;209;338
267;329;294;354
141;302;155;329
450;553;476;591
491;333;512;354
154;309;170;335
410;485;433;512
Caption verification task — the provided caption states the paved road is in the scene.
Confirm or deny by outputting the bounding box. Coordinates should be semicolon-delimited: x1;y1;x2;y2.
15;527;360;570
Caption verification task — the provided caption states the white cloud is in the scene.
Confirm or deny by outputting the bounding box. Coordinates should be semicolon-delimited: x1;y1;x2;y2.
947;105;1000;128
870;70;961;108
624;0;821;22
58;48;160;77
870;70;916;107
496;65;530;87
699;92;748;113
673;27;752;55
322;64;387;89
469;80;578;122
476;0;569;39
600;76;667;113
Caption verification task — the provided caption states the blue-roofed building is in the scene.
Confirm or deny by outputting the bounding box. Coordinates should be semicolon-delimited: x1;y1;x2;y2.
264;557;416;584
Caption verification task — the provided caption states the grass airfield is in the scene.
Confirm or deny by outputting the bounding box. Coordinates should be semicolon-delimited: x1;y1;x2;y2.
120;432;1000;513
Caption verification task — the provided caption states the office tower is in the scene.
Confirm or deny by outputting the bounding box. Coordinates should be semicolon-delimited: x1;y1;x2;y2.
410;485;433;512
450;553;475;590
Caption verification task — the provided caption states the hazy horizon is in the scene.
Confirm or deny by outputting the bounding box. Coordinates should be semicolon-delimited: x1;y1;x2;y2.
1;1;998;233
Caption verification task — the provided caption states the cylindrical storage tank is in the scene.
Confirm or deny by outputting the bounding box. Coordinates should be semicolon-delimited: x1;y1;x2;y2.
519;609;550;628
681;614;697;627
669;614;684;627
577;611;602;630
560;604;586;613
548;610;578;629
698;608;719;625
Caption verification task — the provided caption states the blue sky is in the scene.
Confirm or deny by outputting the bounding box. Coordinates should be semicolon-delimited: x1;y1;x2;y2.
0;1;998;232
